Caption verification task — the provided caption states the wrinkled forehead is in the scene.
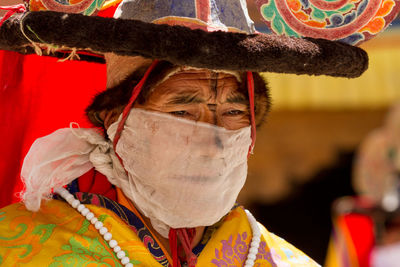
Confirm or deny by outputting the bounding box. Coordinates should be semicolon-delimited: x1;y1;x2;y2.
149;66;243;96
105;54;241;89
160;66;242;84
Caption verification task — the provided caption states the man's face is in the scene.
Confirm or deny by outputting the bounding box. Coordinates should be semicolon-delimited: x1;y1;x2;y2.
134;69;250;130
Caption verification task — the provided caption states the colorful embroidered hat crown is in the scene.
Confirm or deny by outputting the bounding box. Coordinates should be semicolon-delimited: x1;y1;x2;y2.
114;0;256;33
0;0;374;78
105;0;259;88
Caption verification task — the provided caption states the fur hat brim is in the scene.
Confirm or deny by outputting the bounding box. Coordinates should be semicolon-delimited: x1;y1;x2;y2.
1;11;368;78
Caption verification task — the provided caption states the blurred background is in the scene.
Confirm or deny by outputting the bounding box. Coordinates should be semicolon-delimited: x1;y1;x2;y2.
1;0;400;265
239;1;400;265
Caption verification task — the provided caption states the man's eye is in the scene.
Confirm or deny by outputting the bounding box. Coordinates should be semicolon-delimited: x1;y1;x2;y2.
225;110;244;116
170;111;189;116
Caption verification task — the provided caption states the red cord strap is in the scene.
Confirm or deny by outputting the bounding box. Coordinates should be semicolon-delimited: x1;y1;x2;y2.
169;229;181;267
247;71;257;156
0;4;26;27
113;59;159;151
177;228;197;267
169;228;197;267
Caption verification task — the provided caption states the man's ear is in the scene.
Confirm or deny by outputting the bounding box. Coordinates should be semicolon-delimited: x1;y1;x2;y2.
103;109;123;130
85;83;132;127
86;108;123;129
85;74;141;127
253;72;271;128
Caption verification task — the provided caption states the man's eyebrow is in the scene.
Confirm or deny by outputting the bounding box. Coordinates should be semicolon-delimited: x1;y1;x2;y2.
167;94;204;104
226;94;248;105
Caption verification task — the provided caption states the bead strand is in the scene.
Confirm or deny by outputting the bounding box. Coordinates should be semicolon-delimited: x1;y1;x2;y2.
244;209;261;267
55;187;134;267
56;187;261;267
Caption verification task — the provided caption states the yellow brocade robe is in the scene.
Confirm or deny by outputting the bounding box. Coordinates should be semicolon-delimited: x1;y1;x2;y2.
0;200;320;266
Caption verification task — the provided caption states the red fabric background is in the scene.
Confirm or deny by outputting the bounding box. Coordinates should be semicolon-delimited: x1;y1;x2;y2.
0;51;106;207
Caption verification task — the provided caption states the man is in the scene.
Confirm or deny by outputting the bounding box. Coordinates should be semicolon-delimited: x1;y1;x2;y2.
0;62;320;267
0;0;370;266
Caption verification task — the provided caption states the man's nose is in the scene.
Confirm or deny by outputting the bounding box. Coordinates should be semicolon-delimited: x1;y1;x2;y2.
199;104;223;127
198;132;224;159
197;122;225;159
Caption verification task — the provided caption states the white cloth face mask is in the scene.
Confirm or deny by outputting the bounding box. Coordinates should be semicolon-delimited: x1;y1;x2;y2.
107;108;252;237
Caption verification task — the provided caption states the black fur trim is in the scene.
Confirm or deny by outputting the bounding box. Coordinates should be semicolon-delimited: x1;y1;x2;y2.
0;11;368;78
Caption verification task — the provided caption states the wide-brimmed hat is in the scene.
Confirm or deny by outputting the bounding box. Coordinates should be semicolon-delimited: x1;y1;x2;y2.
0;0;380;80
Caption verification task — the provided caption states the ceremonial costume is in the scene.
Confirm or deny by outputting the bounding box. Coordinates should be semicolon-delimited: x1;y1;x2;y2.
0;0;396;266
0;192;318;266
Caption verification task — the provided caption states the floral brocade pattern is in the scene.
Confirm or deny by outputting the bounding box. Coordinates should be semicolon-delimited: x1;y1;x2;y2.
0;189;319;266
0;201;141;266
66;191;171;266
211;235;296;267
48;235;123;266
212;232;250;266
208;208;320;267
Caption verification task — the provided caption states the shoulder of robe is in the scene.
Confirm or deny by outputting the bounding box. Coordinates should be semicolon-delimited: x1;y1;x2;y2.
197;206;321;267
0;199;155;266
258;222;322;267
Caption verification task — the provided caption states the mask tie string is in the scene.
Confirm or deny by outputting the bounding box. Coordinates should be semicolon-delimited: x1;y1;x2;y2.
0;4;26;27
177;228;197;267
168;228;197;267
247;71;257;157
168;229;181;267
113;59;159;151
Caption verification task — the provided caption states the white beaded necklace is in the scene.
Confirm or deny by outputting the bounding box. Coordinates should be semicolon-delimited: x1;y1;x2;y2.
244;210;262;267
55;187;261;267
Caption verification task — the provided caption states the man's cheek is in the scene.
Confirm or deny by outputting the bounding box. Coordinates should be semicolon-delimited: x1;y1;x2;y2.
220;116;250;130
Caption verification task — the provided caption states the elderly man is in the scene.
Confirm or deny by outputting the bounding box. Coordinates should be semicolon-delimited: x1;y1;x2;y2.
0;0;370;266
0;61;319;267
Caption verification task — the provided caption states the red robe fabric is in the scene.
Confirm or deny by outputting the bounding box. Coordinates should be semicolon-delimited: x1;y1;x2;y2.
0;51;106;207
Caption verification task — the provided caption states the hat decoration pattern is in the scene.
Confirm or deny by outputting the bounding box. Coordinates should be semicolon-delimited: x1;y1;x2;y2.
256;0;400;45
113;0;255;33
26;0;106;15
